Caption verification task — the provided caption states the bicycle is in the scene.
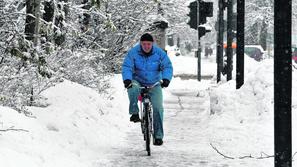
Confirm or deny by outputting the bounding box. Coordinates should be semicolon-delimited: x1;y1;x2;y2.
136;81;162;156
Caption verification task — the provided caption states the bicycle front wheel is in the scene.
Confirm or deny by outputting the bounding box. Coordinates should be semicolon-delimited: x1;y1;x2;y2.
144;104;151;156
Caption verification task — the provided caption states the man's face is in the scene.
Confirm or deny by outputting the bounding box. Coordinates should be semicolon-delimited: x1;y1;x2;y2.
140;41;153;53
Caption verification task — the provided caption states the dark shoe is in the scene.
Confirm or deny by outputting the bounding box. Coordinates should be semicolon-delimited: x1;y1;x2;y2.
153;139;163;146
130;114;140;123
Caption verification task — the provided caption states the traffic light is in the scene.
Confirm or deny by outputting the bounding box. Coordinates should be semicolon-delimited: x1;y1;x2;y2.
187;1;213;29
199;1;213;24
187;1;197;29
198;26;211;38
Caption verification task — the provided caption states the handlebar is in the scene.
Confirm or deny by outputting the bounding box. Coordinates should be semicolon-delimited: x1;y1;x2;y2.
132;80;163;89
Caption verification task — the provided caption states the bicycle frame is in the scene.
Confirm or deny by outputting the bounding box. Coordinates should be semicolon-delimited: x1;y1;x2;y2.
138;81;161;126
137;81;161;123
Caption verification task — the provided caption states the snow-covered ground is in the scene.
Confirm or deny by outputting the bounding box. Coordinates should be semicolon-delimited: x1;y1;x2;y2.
0;52;296;166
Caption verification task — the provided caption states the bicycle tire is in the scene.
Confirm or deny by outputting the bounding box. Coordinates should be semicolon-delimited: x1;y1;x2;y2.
141;116;145;140
144;103;151;156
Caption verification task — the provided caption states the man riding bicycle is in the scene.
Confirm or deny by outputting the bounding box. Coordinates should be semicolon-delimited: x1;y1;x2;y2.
121;33;173;146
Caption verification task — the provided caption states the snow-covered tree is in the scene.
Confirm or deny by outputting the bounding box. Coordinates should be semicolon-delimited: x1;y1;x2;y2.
0;0;162;110
245;0;273;50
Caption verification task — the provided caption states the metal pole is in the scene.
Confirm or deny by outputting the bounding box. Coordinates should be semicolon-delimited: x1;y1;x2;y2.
197;0;201;81
198;47;201;81
274;0;292;166
236;0;244;89
226;0;233;81
216;0;224;83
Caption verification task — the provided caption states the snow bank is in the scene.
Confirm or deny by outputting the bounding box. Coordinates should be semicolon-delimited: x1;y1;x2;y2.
209;57;297;164
0;75;130;167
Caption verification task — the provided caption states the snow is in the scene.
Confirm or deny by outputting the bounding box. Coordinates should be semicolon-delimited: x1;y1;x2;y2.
209;60;274;164
166;46;217;77
0;78;130;167
209;56;297;166
0;52;297;166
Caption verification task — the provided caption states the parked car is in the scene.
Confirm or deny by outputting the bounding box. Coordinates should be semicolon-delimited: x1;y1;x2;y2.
244;45;265;61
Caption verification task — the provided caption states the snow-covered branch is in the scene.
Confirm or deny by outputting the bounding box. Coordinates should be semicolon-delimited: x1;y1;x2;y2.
210;143;274;160
0;127;29;133
210;143;235;159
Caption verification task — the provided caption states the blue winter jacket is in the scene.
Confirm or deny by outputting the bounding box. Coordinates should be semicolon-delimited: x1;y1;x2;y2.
122;44;173;86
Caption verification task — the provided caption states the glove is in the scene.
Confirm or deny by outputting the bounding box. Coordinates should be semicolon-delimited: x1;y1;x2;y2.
161;79;170;88
124;79;132;89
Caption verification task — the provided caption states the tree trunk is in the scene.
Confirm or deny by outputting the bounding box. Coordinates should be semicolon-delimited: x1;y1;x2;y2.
81;0;91;32
42;0;54;51
43;0;54;22
25;0;40;44
33;0;41;45
25;0;36;41
54;0;68;45
259;19;268;50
